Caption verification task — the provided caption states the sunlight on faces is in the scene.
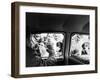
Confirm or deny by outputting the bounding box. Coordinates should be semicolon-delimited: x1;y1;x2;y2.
35;34;41;41
70;34;90;56
27;33;64;58
54;34;64;42
83;42;90;55
39;42;49;58
48;34;64;57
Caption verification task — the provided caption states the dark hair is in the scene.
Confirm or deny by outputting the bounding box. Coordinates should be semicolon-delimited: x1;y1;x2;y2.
82;43;85;49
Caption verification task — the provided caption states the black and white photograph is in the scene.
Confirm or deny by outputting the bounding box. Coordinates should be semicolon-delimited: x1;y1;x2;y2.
11;2;97;77
26;12;90;67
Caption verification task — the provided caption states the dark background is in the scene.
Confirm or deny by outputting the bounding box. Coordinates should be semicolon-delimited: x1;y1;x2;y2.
26;12;89;65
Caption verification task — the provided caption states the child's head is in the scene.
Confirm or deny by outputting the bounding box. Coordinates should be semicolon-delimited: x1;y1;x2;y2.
82;42;89;50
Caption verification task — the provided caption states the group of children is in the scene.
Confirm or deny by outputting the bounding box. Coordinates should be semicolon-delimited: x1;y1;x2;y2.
26;33;64;66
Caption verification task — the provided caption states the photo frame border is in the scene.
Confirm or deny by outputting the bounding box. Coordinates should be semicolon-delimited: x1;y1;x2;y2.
11;2;98;78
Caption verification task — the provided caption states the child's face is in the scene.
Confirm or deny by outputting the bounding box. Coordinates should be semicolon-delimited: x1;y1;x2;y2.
35;34;41;40
39;43;44;47
84;42;89;50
